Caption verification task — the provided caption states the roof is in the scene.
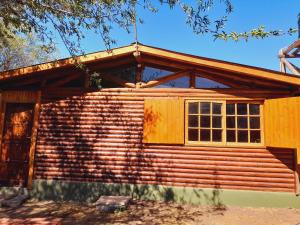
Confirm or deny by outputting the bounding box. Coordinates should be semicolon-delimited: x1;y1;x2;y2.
1;43;300;89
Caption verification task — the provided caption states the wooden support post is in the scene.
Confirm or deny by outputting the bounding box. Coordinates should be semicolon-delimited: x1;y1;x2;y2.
135;64;144;88
0;92;3;160
27;91;42;188
294;148;300;195
189;73;196;88
84;73;90;89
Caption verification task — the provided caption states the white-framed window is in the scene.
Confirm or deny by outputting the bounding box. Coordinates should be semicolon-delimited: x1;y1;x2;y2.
185;100;263;146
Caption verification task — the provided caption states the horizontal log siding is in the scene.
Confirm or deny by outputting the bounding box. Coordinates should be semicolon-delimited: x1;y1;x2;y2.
34;90;296;193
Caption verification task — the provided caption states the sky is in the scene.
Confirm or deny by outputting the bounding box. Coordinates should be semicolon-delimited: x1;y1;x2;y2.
56;0;300;72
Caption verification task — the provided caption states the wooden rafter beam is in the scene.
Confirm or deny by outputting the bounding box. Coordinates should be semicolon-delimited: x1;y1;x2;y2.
99;73;136;88
140;70;190;88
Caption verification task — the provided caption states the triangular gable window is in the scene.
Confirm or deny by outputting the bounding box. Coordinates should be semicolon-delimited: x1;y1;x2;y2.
196;77;229;88
142;67;173;82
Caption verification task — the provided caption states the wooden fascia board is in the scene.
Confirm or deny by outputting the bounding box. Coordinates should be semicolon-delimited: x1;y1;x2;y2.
0;45;136;81
138;45;300;86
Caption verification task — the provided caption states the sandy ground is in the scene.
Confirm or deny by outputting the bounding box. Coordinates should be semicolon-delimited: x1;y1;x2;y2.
0;199;300;225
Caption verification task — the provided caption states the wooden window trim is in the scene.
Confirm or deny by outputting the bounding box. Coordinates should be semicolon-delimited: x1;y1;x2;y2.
185;99;264;147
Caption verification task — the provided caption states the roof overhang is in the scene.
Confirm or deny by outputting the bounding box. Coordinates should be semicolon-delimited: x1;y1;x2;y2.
1;43;300;90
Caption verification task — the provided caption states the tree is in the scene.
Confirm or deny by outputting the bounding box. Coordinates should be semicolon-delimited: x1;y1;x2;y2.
0;30;58;71
0;0;297;58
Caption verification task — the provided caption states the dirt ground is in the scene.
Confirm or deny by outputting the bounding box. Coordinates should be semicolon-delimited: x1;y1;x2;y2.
0;199;300;225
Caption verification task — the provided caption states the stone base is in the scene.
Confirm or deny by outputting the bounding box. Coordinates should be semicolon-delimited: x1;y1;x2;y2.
30;179;300;209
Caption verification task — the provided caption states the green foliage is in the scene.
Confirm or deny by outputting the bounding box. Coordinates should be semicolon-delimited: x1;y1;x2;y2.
214;26;299;42
0;0;235;56
0;29;58;71
0;0;298;61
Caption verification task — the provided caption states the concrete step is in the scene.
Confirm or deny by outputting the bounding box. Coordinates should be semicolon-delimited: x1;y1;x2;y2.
93;196;132;212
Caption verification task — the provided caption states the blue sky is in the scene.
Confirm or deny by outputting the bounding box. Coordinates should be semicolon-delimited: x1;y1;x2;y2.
56;0;299;71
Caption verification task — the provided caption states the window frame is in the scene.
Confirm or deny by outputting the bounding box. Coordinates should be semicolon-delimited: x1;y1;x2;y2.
185;99;264;147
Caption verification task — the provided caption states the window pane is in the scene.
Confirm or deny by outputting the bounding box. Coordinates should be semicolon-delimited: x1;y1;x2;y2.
250;130;261;143
237;103;248;115
237;117;248;129
226;130;236;142
212;116;222;128
188;129;199;141
226;104;235;115
200;116;210;128
249;104;260;115
212;103;222;115
238;130;248;142
188;115;198;127
189;102;199;114
250;117;260;129
212;129;222;142
226;116;235;128
200;102;210;114
200;129;210;141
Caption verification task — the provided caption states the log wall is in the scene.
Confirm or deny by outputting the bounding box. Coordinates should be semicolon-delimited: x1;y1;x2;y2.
34;89;296;193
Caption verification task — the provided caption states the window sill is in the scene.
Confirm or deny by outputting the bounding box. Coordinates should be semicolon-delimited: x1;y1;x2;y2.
185;142;265;148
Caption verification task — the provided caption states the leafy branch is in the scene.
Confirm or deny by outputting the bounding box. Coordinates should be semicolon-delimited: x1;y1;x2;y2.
214;26;299;42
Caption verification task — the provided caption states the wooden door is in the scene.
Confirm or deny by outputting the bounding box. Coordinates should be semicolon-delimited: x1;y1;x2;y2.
0;103;34;186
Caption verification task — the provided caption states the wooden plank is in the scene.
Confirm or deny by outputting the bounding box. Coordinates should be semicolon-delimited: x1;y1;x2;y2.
27;91;42;188
143;98;184;144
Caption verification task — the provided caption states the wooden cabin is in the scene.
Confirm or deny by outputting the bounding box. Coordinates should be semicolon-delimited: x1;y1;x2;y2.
1;43;300;206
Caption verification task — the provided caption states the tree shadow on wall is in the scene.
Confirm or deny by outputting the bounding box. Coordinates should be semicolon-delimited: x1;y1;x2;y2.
33;91;224;209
